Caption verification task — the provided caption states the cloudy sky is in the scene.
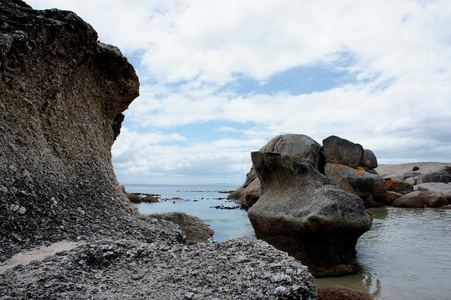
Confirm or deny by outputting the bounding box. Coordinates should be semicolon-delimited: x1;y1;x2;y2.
28;0;451;185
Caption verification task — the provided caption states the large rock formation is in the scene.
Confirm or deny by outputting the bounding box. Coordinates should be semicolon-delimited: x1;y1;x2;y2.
230;134;387;208
228;134;323;208
0;1;317;297
323;136;387;207
0;0;166;260
248;152;372;277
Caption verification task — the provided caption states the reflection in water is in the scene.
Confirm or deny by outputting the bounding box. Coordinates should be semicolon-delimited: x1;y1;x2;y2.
315;206;451;300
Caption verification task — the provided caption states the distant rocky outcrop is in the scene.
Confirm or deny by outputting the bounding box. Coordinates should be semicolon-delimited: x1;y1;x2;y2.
229;134;386;208
323;136;387;207
0;1;317;297
377;163;451;208
248;152;372;277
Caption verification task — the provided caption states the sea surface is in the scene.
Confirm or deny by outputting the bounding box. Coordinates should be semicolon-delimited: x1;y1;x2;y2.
125;184;451;300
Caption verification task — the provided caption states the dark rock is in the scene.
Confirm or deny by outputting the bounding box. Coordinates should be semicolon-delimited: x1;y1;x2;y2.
317;286;373;300
385;178;414;194
385;191;403;205
416;166;451;184
324;163;387;207
424;194;448;208
147;212;214;245
323;135;363;168
248;152;372;277
441;205;451;209
362;149;378;169
141;195;159;203
125;192;142;203
392;191;431;208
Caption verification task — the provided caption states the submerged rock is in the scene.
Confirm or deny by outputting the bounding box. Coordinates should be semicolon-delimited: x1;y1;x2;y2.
248;152;372;277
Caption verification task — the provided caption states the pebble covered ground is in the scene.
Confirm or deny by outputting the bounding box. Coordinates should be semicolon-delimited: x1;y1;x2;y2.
1;238;316;299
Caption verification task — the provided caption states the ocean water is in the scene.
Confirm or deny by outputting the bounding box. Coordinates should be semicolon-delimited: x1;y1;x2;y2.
125;184;451;300
124;184;255;241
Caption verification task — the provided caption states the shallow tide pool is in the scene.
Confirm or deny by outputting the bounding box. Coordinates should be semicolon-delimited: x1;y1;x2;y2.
127;184;451;300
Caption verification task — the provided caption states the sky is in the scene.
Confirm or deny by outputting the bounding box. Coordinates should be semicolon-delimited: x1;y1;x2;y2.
28;0;451;185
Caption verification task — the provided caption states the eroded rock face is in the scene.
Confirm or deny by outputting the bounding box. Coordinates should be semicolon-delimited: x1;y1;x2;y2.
323;135;363;168
0;0;151;260
248;152;372;277
228;134;322;208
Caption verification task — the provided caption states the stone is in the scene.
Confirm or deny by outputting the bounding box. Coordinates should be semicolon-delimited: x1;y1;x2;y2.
147;212;214;245
141;195;159;203
362;149;378;169
229;133;323;207
260;134;323;168
317;286;373;300
386;191;403;205
324;163;387;207
243;177;261;208
441;205;451;209
0;238;317;299
323;135;363;168
416;166;451;184
248;152;372;277
386;178;414;194
424;194;448;208
125;192;142;203
404;177;417;186
392;191;431;208
415;182;451;195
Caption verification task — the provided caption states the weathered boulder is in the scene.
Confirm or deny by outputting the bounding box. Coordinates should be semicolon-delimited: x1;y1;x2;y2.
363;149;378;169
386;178;414;194
392;191;431;208
386;191;403;205
125;192;143;203
424;194;448;208
325;163;387;207
317;286;373;300
416;166;451;184
415;182;451;195
141;195;159;203
229;134;322;207
248;152;372;277
148;212;214;245
323;135;363;168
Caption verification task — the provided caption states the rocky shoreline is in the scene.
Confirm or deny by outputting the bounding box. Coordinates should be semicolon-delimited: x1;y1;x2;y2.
0;1;318;298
